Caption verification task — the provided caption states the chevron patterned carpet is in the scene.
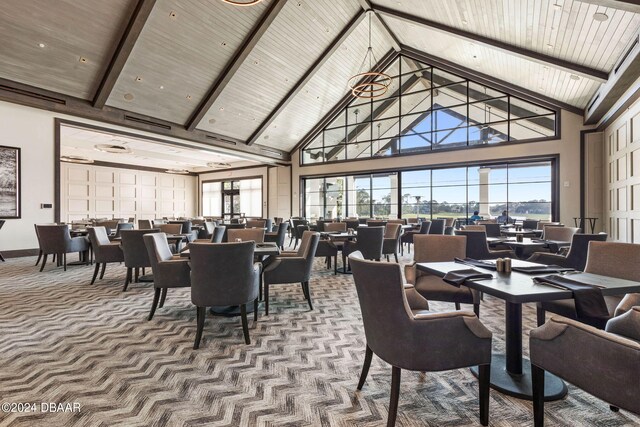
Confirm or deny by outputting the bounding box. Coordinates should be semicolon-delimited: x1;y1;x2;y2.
0;250;638;427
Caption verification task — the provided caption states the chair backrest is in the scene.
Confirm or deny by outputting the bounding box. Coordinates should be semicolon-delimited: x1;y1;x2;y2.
406;217;419;224
477;219;497;224
274;217;283;225
544;226;580;242
222;223;246;242
95;220;119;235
387;219;406;225
120;229;159;268
227;228;265;243
444;218;455;227
315;220;333;232
418;220;431;234
138;219;152;230
367;220;387;227
522;220;539;230
564;233;608;270
585;242;640;281
87;226;111;248
143;233;174;275
345;219;360;230
211;226;226;243
191;219;205;225
384;223;402;239
113;222;134;238
464;225;486;231
356;226;384;260
428;219;446;234
294;223;310;239
455;230;492;259
152;219;166;225
413;234;466;262
484;223;501;238
36;224;72;253
189;241;258;307
274;222;289;245
168;220;192;234
246;219;266;228
158;223;183;235
325;222;346;232
349;252;412;364
296;231;320;280
537;221;562;230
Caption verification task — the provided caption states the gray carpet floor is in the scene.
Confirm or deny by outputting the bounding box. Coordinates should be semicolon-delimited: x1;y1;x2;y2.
0;249;638;427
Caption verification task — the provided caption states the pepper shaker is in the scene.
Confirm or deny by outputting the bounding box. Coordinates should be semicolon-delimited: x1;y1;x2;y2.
504;257;512;273
496;258;505;272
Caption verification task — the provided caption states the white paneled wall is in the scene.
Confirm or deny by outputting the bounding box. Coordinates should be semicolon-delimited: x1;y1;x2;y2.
61;163;197;222
604;96;640;243
268;166;291;220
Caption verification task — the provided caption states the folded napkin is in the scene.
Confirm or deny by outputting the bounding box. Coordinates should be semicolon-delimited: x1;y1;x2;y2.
512;265;574;274
443;269;494;287
454;258;497;270
533;275;609;329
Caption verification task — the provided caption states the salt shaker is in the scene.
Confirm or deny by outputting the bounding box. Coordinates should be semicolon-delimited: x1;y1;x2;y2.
504;257;512;273
496;258;505;272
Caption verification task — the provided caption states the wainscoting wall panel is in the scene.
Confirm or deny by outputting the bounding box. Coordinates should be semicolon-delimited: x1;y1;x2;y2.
61;163;197;222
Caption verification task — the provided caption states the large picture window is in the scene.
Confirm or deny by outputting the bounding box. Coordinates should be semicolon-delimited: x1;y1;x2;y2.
301;55;557;165
202;177;262;217
302;159;555;222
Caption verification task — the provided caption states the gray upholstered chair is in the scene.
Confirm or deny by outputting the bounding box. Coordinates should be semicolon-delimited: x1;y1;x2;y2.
405;235;482;316
289;219;309;248
0;220;4;262
222;223;246;242
463;225;486;231
158;223;183;235
325;222;346;232
537;241;640;327
264;222;289;249
95;220;119;236
366;220;387;227
349;252;492;427
210;226;225;243
168;220;198;242
400;220;431;254
530;308;640;426
455;230;515;259
342;226;384;267
315;235;339;274
36;224;89;271
87;226;124;285
189;241;260;347
143;233;191;321
527;233;608;270
428;219;446;234
246;219;266;229
120;229;159;291
522;219;539;229
483;223;501;238
263;231;319;315
138;219;152;230
111;222;134;240
382;223;402;263
227;228;265;243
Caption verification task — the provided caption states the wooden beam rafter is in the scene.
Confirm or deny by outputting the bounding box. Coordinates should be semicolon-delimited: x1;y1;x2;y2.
246;9;367;145
185;0;288;131
373;4;609;83
93;0;156;108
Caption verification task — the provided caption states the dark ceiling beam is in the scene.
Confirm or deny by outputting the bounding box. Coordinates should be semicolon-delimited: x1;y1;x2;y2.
373;4;609;83
575;0;640;13
290;49;400;154
246;9;367;145
0;77;289;163
358;0;401;52
185;0;288;131
93;0;156;108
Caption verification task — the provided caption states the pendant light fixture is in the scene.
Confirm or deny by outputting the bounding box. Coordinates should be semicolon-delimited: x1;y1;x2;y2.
348;12;391;99
221;0;264;6
353;109;360;149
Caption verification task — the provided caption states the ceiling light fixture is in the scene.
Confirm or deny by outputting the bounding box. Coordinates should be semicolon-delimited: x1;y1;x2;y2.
94;144;133;154
60;155;94;164
38;42;46;48
593;12;609;22
165;168;190;174
221;0;264;6
206;161;232;169
570;74;581;81
348;12;391;99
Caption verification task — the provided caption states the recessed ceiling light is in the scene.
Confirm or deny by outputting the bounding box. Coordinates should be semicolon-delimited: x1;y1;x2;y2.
546;44;553;49
208;118;216;124
593;12;608;22
461;19;468;25
570;74;580;81
38;42;46;48
123;93;134;101
169;11;177;19
186;95;192;100
552;1;562;10
221;41;227;46
219;107;224;111
135;76;142;82
254;60;259;65
206;162;232;169
79;57;87;63
159;85;164;89
60;155;93;164
538;86;545;91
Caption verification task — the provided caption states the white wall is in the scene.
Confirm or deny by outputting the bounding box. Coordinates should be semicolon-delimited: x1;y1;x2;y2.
268;165;291;220
604;96;640;242
60;163;196;222
292;110;587;226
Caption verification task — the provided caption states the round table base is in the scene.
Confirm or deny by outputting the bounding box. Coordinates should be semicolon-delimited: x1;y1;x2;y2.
209;304;256;317
138;274;154;283
470;354;568;401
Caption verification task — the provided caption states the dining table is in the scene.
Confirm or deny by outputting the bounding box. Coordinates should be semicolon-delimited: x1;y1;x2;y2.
501;228;543;238
416;259;640;401
503;238;571;258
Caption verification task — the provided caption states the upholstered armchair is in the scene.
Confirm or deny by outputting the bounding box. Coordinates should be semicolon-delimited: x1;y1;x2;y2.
36;224;89;271
349;252;492;426
527;233;607;270
87;226;124;285
342;226;384;266
400;220;430;254
405;234;482;317
143;233;191;321
382;223;402;263
264;222;289;249
455;230;515;259
120;229;159;291
227;228;265;243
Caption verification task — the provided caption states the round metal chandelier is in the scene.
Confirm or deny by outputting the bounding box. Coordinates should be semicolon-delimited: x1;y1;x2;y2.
348;12;391;99
220;0;264;6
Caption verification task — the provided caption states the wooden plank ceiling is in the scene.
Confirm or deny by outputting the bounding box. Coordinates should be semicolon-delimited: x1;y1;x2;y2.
0;0;638;158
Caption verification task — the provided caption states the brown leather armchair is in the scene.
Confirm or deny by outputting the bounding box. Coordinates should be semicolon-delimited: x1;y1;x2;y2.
349;251;492;426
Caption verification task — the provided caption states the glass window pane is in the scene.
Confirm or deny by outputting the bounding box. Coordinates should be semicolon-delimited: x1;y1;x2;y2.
432;67;465;87
322;144;346;162
302;149;324;164
324;127;345;146
433;82;467;109
401;69;431;93
434;105;468;130
326;110;346;129
468;81;506;102
401;90;432;116
508;162;551;183
510;97;554;120
432;168;467;186
401;111;431;134
434;127;467;148
347;103;372;126
400;132;431;151
371;117;400;140
510;115;556;140
371;97;400;120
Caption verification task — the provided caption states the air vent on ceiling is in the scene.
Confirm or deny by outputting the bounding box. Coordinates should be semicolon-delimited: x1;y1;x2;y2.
261;148;282;157
587;94;600;112
206;162;232;169
165;168;190;175
205;134;237;145
614;36;639;75
124;115;171;130
60;155;94;164
0;85;66;104
94;144;133;154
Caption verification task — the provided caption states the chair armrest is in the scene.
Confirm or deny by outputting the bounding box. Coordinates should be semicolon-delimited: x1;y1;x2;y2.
263;256;307;284
488;249;516;258
155;259;191;287
404;284;429;311
614;294;640;317
278;251;299;258
404;261;416;285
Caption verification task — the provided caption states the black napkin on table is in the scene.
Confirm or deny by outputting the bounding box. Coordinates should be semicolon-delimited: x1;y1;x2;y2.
454;258;497;270
533;274;610;329
443;269;494;287
512;265;574;274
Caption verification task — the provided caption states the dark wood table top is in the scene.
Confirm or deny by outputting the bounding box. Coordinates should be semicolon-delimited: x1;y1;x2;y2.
180;242;280;257
416;260;640;304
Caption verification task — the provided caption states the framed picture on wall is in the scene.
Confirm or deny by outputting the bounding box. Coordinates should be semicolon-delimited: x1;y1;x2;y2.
0;145;21;219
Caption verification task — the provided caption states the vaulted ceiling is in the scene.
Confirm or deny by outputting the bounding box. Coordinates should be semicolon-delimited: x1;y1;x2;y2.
0;0;638;163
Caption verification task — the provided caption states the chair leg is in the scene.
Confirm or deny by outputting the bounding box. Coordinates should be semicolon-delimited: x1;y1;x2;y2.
357;344;373;390
536;306;546;327
532;363;545;427
455;302;461;310
0;252;3;262
478;364;490;426
99;262;107;279
334;255;338;275
134;267;139;283
240;304;250;345
63;253;67;271
265;283;270;316
159;288;167;308
386;255;389;262
35;250;42;266
394;252;398;263
610;405;620;412
303;281;313;311
123;268;132;291
254;298;259;322
387;366;401;427
148;288;161;321
474;303;480;317
39;254;48;272
90;263;100;285
193;306;206;349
